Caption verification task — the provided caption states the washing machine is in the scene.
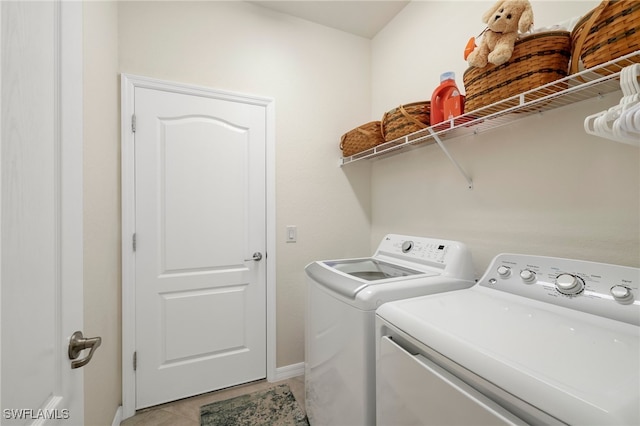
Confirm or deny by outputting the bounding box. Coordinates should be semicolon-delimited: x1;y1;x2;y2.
376;253;639;425
304;234;474;426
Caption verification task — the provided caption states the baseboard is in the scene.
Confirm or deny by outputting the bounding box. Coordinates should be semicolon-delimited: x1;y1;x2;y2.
272;362;304;381
112;405;123;426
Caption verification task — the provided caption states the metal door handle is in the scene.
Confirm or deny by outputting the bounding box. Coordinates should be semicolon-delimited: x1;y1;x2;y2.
68;331;102;369
244;252;262;261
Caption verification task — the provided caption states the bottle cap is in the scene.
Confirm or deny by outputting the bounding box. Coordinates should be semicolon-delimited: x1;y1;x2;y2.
440;71;455;82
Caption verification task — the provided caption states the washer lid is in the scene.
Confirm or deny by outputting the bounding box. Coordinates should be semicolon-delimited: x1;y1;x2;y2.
305;259;436;299
324;259;424;281
377;287;640;426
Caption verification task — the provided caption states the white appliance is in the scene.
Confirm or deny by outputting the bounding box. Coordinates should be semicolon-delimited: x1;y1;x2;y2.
376;253;640;426
305;234;475;426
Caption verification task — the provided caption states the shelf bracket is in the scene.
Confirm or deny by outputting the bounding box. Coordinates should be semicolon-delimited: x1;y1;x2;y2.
428;128;473;189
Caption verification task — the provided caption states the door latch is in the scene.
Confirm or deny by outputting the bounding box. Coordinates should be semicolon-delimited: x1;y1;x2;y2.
244;252;263;261
68;331;102;369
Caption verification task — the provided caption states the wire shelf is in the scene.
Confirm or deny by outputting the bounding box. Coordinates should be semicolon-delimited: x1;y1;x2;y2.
341;50;640;166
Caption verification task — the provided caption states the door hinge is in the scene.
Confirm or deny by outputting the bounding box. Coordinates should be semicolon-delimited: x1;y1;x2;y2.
132;233;137;252
133;351;137;371
132;114;136;133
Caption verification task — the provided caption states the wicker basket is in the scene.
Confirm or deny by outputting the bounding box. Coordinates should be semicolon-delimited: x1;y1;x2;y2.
570;0;640;74
381;102;430;141
463;31;571;114
340;121;384;157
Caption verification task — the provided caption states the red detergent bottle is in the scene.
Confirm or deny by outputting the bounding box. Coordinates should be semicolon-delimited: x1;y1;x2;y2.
431;72;464;125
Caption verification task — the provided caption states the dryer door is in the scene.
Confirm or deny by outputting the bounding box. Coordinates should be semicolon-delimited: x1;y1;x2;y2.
377;336;524;426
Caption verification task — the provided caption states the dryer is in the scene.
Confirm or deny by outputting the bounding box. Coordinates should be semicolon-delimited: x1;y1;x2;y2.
305;234;474;426
376;253;640;425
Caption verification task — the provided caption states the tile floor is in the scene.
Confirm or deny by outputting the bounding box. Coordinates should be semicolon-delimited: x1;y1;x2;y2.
121;376;305;426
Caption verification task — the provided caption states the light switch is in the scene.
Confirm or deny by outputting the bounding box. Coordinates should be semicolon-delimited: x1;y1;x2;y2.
286;225;297;243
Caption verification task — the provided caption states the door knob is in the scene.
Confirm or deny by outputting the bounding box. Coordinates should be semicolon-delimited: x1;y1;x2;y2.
68;331;102;369
244;252;263;261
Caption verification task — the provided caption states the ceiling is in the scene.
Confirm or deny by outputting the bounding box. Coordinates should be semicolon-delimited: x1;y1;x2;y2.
247;1;410;38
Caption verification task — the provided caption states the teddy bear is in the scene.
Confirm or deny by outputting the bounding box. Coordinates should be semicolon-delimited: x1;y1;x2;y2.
467;0;534;68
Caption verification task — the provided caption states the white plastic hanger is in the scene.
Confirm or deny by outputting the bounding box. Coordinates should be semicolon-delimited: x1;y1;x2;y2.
584;64;640;146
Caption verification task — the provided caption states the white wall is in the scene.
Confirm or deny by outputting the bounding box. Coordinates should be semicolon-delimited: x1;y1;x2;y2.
117;0;372;368
83;2;121;425
370;1;639;276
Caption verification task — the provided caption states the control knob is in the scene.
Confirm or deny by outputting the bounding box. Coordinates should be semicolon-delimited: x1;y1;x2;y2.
402;241;414;253
610;285;634;304
520;269;536;283
555;274;584;295
497;266;511;278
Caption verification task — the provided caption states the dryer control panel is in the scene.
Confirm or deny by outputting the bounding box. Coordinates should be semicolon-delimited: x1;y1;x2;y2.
479;253;640;326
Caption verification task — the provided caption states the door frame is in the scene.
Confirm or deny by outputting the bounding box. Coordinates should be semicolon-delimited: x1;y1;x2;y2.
120;74;276;419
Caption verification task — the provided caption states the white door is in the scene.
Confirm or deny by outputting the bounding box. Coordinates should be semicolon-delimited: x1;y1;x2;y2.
1;1;86;424
133;85;267;408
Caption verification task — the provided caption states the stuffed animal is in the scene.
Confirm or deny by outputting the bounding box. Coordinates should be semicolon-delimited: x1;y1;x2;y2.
467;0;534;68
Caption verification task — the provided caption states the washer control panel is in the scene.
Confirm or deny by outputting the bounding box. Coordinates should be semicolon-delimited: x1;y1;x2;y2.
375;234;472;272
380;235;450;264
480;254;640;325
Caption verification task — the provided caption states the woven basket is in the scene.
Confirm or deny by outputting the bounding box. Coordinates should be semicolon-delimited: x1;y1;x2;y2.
381;102;430;141
463;31;571;114
340;121;384;157
570;0;640;74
